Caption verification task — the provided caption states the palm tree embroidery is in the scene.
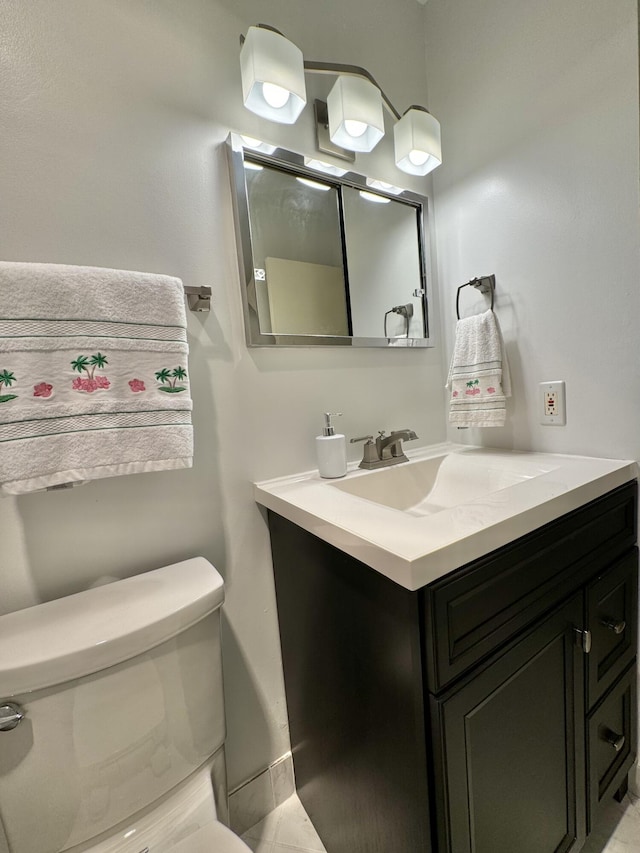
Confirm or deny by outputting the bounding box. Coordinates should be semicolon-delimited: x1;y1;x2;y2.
0;369;17;403
71;355;90;375
466;379;480;388
71;352;108;380
89;352;108;374
156;366;188;393
71;353;110;392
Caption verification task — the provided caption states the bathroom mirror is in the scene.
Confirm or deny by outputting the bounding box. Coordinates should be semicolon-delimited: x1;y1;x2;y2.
227;133;432;347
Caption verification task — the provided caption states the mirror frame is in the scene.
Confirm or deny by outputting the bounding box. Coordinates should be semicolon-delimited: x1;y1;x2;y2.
227;132;433;348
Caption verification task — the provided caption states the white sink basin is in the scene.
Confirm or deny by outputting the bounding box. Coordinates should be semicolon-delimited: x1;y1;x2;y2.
254;444;636;590
331;451;559;516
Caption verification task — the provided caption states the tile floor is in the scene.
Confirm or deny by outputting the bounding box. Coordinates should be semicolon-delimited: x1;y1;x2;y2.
241;794;326;853
241;790;640;853
581;791;640;852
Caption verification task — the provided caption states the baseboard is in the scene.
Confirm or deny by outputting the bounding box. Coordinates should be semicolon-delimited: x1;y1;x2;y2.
228;752;296;835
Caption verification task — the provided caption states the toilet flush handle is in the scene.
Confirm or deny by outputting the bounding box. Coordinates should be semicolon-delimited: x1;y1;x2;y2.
0;703;25;731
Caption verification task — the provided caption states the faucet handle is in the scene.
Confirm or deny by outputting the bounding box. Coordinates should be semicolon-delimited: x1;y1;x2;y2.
350;435;378;467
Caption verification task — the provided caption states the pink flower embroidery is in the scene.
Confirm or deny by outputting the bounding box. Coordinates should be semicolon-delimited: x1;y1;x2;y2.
452;390;459;398
72;376;110;393
33;382;53;398
487;387;496;394
128;378;146;393
466;387;481;396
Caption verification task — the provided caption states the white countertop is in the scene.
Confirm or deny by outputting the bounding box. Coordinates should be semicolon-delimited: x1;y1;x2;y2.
254;443;637;591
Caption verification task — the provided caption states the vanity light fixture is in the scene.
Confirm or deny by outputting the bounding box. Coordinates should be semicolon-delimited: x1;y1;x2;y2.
359;190;391;204
394;107;442;176
296;177;332;191
240;135;277;155
239;25;442;176
366;177;405;196
303;157;348;177
326;76;385;153
239;26;306;124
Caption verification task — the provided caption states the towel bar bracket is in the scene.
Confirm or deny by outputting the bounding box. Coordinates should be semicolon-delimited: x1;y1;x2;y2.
184;285;212;312
456;275;495;320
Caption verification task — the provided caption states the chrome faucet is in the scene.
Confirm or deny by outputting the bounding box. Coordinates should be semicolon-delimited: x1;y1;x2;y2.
350;429;418;469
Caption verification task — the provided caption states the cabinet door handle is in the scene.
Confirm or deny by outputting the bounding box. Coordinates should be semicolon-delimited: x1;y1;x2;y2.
600;726;626;753
574;628;592;653
600;617;626;635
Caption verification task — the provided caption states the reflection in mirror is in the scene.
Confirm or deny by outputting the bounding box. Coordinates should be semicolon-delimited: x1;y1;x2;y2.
245;164;350;336
228;134;432;347
342;187;425;339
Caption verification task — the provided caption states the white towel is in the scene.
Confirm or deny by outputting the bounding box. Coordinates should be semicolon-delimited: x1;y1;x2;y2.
0;262;193;494
445;309;511;427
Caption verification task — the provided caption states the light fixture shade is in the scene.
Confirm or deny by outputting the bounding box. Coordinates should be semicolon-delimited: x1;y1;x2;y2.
240;26;306;124
394;108;442;176
327;76;385;153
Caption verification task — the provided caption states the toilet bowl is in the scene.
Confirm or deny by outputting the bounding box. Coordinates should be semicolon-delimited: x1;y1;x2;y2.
0;558;252;853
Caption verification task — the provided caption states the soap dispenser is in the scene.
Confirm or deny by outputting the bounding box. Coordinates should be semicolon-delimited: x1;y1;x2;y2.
316;412;347;479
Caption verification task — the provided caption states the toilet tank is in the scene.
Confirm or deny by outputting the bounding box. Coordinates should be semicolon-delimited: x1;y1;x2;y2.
0;559;226;853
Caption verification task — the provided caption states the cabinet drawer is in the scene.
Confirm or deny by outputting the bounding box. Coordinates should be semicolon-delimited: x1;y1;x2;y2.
587;549;638;708
587;664;637;830
423;482;637;694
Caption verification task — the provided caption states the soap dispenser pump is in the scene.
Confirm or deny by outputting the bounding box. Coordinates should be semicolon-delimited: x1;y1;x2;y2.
316;412;347;479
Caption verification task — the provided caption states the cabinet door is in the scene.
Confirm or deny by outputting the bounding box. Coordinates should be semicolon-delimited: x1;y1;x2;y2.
431;595;586;853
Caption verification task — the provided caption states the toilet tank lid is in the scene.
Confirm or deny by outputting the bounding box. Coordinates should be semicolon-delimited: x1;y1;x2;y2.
0;558;225;698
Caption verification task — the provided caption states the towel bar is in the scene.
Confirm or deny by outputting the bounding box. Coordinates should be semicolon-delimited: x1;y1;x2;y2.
184;285;212;312
456;275;495;319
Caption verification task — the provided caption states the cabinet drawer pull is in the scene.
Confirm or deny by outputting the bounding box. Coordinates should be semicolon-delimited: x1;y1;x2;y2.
600;617;626;635
600;726;626;753
574;628;592;653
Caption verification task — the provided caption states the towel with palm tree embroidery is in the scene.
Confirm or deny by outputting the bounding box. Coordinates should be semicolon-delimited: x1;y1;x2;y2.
0;262;193;494
446;309;511;427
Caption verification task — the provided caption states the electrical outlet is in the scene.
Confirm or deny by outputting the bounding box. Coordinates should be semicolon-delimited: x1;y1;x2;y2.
540;381;566;426
544;390;557;416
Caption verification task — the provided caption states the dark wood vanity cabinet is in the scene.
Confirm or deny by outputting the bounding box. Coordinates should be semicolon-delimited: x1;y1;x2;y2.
431;594;587;853
268;481;638;853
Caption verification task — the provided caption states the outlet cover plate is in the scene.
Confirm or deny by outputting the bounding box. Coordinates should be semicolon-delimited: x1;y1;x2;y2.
540;380;566;426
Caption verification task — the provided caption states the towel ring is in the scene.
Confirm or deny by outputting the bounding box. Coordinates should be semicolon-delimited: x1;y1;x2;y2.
456;275;495;320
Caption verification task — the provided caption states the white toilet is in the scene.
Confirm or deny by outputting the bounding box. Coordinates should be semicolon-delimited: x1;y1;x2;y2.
0;558;253;853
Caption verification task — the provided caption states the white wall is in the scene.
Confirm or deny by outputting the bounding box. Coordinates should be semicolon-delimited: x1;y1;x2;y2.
0;0;445;788
425;0;640;459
